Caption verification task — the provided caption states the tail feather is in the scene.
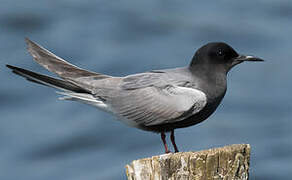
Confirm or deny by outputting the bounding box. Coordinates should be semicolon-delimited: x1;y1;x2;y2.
6;65;90;93
6;65;110;111
57;91;109;112
7;38;113;110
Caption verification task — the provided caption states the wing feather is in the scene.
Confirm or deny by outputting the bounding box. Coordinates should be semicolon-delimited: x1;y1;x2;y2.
108;85;207;126
25;38;111;91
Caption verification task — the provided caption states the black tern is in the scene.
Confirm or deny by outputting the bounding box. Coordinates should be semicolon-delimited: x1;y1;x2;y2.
7;38;263;153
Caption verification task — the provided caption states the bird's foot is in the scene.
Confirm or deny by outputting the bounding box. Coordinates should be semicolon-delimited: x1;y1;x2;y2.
171;130;179;153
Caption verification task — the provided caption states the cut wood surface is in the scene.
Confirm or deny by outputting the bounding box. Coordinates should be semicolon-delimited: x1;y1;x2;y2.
125;144;250;180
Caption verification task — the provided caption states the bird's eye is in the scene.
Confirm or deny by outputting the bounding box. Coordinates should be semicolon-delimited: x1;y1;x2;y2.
217;49;224;57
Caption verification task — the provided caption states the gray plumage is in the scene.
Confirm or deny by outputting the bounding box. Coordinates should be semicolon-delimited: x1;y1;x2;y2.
7;38;263;152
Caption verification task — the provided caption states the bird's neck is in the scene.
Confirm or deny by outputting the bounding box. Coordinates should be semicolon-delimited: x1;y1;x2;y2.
189;65;227;101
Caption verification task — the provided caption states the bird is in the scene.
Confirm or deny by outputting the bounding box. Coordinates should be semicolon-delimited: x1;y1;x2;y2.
7;38;263;153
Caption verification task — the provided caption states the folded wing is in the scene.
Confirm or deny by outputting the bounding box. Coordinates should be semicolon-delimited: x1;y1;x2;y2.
108;84;207;126
9;38;207;127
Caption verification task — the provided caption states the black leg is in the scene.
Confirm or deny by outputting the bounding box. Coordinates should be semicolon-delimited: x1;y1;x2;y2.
170;129;179;153
161;132;170;153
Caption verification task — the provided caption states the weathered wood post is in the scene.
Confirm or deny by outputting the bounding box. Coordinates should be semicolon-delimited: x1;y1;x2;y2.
125;144;250;180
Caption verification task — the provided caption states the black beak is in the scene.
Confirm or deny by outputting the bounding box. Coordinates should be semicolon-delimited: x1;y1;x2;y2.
230;54;264;68
234;55;264;62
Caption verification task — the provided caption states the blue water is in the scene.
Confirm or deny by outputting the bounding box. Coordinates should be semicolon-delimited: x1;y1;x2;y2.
1;0;292;179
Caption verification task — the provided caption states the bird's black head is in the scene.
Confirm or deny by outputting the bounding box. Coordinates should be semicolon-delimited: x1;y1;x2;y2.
190;42;263;73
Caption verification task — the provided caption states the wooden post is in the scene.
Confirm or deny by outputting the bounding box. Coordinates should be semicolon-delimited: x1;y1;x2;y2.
125;144;250;180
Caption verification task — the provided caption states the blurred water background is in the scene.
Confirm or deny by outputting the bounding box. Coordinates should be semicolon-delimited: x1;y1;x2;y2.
0;0;292;179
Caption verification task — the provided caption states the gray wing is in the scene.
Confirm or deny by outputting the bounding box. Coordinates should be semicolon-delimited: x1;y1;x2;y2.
107;75;207;126
121;68;194;90
25;38;111;91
